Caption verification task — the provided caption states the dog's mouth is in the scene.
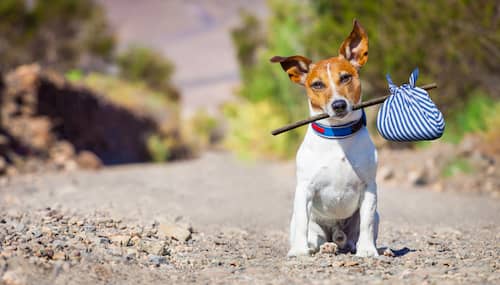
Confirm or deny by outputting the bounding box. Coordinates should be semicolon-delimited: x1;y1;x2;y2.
334;110;348;118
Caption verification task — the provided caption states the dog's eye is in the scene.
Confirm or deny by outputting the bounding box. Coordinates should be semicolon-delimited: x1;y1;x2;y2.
310;81;326;90
339;73;352;84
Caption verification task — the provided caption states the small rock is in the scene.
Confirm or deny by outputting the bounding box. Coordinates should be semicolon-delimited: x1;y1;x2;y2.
83;224;96;232
125;248;137;260
52;251;66;261
379;166;394;181
76;151;102;170
345;260;359;267
441;259;453;266
408;169;428;186
31;230;42;238
319;260;331;267
138;239;169;256
40;248;54;259
129;236;141;246
15;223;26;232
158;223;191;241
95;237;110;244
52;240;65;250
148;255;167;266
107;247;122;257
319;242;338;255
50;141;75;165
109;235;131;247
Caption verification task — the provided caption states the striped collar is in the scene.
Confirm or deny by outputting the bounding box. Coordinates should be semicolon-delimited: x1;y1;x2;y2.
311;110;366;139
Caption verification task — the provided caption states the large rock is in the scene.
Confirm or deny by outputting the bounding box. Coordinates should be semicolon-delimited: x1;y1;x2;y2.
0;64;188;176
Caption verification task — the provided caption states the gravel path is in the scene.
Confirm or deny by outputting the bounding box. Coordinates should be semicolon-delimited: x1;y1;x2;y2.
0;152;499;284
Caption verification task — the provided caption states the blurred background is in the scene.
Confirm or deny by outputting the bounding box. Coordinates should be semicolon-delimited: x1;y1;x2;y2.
0;0;498;197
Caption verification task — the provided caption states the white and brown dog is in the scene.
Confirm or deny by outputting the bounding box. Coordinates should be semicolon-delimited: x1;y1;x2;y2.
271;20;379;257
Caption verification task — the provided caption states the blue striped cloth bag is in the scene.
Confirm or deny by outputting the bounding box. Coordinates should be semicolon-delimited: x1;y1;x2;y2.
376;68;445;141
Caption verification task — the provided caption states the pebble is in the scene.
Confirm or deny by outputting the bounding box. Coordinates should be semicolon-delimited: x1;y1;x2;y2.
158;223;191;241
83;224;96;232
148;255;168;266
31;230;42;238
345;261;359;267
319;242;338;255
109;235;131;246
52;252;66;261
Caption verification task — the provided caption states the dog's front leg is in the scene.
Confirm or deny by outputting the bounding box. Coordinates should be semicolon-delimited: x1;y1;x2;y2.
356;182;379;257
288;183;312;257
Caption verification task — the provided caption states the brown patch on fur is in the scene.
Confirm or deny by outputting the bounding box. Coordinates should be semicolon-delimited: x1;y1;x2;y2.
338;20;369;69
270;55;312;85
305;58;361;111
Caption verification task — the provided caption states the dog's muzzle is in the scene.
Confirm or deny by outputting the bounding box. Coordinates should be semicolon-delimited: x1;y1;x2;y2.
331;100;348;116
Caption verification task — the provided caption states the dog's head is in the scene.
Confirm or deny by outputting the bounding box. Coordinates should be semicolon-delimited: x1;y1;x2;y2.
271;20;368;121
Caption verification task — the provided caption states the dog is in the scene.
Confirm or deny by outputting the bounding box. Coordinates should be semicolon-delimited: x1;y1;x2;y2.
271;20;379;257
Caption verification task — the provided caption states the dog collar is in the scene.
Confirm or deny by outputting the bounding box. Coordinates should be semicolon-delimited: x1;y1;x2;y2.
311;110;367;139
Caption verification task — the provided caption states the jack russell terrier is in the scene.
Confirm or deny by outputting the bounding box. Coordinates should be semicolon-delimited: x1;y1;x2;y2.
271;20;379;257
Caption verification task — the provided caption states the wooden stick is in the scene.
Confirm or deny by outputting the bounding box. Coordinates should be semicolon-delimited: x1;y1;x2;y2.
271;83;437;136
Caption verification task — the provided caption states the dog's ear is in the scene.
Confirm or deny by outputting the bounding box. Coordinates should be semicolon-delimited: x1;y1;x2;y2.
338;20;368;69
270;55;312;85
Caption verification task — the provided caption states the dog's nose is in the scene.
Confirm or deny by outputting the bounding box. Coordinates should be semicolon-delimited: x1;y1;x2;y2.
331;100;347;113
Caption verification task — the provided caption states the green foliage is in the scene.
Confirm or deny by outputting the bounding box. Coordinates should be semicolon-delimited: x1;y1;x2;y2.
227;0;500;159
146;134;171;162
66;69;84;82
226;0;311;159
0;0;115;73
442;93;498;143
117;46;179;101
441;157;474;178
184;110;219;150
476;101;500;156
223;101;305;160
231;11;264;70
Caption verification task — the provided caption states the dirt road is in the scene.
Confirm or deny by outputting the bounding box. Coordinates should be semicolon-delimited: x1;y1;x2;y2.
1;152;498;284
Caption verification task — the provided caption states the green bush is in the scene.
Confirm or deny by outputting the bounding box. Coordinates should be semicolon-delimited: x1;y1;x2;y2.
183;110;219;151
0;0;115;73
441;157;474;178
117;46;179;101
443;93;498;143
146;134;171;162
223;100;305;160
226;0;500;159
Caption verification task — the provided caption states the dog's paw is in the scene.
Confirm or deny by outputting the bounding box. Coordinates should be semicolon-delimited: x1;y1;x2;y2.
287;246;312;257
355;244;379;257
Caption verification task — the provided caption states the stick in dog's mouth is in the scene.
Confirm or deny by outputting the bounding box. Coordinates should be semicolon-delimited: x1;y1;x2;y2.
270;83;437;136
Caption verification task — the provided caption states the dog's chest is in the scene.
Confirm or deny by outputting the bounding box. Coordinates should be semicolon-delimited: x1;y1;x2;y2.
297;128;376;220
309;158;366;219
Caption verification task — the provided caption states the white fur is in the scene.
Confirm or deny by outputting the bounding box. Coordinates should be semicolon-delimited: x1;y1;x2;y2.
288;91;379;258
